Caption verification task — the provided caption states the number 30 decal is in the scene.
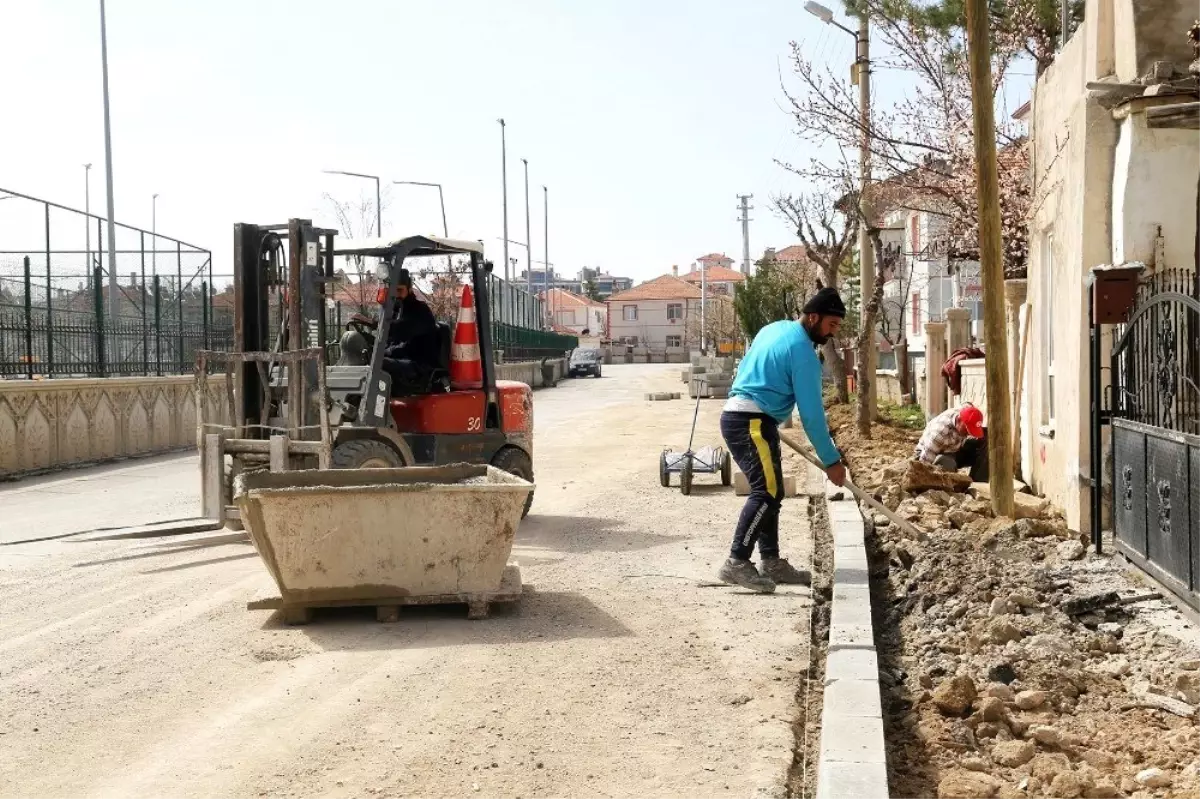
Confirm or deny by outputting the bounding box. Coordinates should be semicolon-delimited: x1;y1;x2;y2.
467;417;482;431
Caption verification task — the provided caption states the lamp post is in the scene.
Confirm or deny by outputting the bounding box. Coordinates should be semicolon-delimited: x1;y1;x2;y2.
498;119;509;281
151;193;158;274
83;163;92;275
522;158;532;291
392;180;447;237
542;185;549;327
323;170;382;237
99;0;119;323
805;0;876;423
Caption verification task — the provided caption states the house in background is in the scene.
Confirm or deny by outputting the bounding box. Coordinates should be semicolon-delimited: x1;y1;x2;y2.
537;287;606;339
519;266;633;299
605;275;701;350
674;262;746;296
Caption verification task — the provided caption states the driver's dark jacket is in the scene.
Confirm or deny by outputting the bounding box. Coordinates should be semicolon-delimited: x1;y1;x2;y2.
385;295;439;367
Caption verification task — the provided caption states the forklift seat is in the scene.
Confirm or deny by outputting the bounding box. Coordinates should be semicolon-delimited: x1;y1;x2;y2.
429;321;452;392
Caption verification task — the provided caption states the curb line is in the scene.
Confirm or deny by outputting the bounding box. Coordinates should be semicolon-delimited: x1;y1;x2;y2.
815;475;889;799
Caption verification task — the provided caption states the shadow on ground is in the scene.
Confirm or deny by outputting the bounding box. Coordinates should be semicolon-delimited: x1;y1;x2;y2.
265;587;633;652
517;513;677;555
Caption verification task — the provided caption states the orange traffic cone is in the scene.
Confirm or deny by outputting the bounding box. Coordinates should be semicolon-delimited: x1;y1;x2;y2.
450;285;483;389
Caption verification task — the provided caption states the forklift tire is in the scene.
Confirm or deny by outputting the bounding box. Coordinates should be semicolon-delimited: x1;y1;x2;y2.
721;451;733;487
659;451;670;487
331;438;406;469
491;446;534;518
680;459;694;496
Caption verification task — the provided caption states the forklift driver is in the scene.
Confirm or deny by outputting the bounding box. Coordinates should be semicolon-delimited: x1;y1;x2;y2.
381;270;440;395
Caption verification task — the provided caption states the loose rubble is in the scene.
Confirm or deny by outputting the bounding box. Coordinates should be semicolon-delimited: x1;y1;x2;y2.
824;404;1200;799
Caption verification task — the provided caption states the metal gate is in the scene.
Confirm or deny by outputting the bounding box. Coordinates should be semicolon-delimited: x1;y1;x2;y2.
1106;266;1200;610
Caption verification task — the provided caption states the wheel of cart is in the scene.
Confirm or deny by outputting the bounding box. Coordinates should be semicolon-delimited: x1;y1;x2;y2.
659;451;671;487
680;456;694;495
721;450;732;486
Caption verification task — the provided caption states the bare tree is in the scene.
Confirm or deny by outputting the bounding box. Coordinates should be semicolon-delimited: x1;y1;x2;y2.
324;189;391;313
773;190;859;403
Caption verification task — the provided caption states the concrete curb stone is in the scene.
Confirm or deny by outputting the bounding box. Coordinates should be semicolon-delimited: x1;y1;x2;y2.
816;464;889;799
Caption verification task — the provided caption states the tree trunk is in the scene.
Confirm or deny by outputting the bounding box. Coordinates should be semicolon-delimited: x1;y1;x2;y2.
896;337;910;401
825;340;850;403
855;275;884;437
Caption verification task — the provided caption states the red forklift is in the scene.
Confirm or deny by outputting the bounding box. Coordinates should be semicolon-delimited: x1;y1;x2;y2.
225;220;536;516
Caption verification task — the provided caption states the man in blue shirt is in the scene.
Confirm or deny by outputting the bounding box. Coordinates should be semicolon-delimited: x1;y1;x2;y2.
718;287;848;593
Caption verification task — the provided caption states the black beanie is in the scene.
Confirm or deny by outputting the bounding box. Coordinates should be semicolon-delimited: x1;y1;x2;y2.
802;287;846;318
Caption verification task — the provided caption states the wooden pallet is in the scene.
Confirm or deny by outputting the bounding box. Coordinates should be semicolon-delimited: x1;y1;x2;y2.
247;564;523;624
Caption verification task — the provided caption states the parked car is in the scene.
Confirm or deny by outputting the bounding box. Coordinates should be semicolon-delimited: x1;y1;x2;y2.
568;348;603;378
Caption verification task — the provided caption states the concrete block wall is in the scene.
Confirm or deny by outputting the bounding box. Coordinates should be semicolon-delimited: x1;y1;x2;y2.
0;374;230;479
816;474;888;799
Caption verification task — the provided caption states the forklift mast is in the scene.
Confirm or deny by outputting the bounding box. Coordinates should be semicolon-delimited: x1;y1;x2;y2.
231;219;336;439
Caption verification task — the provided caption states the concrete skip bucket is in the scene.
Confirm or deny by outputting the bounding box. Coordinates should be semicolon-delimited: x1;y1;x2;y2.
235;464;533;623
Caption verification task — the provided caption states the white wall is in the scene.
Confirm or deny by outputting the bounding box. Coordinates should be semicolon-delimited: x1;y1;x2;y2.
606;298;699;348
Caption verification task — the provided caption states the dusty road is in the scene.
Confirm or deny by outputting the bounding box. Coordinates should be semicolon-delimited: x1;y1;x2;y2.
0;364;815;799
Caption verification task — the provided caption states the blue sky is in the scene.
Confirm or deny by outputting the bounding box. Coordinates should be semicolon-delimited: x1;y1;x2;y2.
1;1;1029;287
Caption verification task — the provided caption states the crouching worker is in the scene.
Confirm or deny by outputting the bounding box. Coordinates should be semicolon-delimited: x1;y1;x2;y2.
717;287;848;594
914;403;988;480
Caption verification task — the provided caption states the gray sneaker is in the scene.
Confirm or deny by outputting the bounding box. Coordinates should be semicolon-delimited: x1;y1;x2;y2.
760;557;812;586
718;558;777;593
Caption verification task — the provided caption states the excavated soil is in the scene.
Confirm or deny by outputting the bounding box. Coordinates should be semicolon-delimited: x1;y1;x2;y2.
831;406;1200;799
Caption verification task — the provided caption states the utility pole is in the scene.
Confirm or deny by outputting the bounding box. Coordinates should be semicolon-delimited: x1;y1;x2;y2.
700;261;708;355
99;0;119;324
522;158;532;291
856;9;877;433
499;119;510;282
964;0;1015;518
736;194;754;275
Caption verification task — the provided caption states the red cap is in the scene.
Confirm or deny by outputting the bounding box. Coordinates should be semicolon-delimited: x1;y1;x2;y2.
959;404;984;438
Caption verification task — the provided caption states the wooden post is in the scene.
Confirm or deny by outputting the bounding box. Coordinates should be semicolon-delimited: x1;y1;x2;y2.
964;0;1015;518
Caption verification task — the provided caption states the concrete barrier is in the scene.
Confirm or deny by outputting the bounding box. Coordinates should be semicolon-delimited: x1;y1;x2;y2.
816;471;888;799
494;357;566;387
0;374;230;479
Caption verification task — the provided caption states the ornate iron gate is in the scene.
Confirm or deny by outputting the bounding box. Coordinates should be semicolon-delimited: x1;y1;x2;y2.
1106;266;1200;610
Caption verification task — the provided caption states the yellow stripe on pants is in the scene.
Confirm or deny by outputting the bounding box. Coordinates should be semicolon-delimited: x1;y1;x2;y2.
749;418;777;498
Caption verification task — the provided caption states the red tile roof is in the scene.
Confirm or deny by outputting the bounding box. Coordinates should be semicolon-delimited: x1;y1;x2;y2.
606;274;702;302
680;265;746;284
773;245;811;263
696;252;732;262
538;287;604;308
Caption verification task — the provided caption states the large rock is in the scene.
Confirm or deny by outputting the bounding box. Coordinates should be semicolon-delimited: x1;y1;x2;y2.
934;675;978;716
903;459;973;493
992;739;1035;767
1048;771;1088;799
937;770;1001;799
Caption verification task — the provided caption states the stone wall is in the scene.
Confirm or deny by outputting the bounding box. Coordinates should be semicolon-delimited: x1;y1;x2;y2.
0;375;230;479
877;370;903;405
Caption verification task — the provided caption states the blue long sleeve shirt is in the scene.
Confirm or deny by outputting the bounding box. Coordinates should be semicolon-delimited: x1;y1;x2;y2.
728;321;841;467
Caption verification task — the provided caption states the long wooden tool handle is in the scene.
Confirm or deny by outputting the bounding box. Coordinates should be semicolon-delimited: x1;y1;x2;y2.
779;433;927;541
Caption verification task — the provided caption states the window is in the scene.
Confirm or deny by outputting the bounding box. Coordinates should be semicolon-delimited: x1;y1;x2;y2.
911;292;921;335
666;303;683;321
1041;233;1056;426
555;309;574;326
910;215;920;254
665;335;682;348
623;305;638;321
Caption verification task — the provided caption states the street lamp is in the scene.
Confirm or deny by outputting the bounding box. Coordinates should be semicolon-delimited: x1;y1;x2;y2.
152;193;158;273
498;119;509;281
99;0;119;323
323;169;382;237
392;180;447;237
805;0;876;415
522;158;532;291
83;163;92;274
